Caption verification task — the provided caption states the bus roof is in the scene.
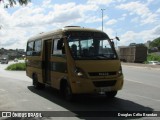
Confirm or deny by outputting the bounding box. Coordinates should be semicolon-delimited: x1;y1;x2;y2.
28;26;105;41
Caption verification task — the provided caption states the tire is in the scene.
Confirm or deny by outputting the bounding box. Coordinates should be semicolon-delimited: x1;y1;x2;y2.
105;91;117;98
64;83;74;101
33;75;45;90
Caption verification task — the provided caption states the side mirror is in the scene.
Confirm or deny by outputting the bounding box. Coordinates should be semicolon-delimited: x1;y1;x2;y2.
115;36;120;41
57;39;63;50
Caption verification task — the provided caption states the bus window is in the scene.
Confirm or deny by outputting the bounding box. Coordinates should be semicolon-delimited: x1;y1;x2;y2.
69;41;79;56
68;37;117;60
53;39;65;55
33;40;42;56
26;41;34;56
99;40;115;58
26;40;42;56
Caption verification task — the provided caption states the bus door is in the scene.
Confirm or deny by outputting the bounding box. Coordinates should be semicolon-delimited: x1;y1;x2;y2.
44;39;52;84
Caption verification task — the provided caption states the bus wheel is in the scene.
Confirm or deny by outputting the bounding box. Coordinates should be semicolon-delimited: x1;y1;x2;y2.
64;83;74;101
33;75;45;90
105;91;117;98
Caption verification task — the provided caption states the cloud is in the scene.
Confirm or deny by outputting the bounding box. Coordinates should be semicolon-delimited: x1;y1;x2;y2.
119;25;160;46
97;27;115;38
0;28;27;48
85;15;109;24
152;25;160;35
116;1;158;25
156;8;160;13
42;0;52;8
0;0;160;50
0;5;48;49
118;14;127;21
87;0;113;5
106;19;117;25
87;0;127;5
0;8;11;28
146;0;154;5
1;2;99;29
0;1;100;49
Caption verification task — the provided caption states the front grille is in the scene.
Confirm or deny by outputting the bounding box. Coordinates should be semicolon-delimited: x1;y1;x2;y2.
88;72;117;76
93;80;116;87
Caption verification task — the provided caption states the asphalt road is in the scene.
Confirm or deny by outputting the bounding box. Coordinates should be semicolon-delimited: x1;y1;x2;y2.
0;62;160;119
122;64;160;111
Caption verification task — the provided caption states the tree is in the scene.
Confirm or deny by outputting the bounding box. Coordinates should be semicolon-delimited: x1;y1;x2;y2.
129;43;136;46
0;0;31;8
150;37;160;50
129;43;145;47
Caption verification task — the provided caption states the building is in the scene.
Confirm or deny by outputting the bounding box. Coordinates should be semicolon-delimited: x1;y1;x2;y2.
0;48;25;60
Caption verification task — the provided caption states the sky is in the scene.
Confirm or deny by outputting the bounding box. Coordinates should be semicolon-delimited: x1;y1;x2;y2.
0;0;160;50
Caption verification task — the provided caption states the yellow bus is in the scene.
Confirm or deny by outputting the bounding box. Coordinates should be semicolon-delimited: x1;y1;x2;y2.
26;26;123;101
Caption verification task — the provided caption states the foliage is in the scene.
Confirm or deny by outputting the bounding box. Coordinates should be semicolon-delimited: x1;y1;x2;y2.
147;53;160;62
149;37;160;49
5;62;26;71
0;0;31;8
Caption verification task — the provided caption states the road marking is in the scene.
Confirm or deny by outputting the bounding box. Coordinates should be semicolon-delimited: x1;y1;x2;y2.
125;79;144;84
125;79;160;88
0;89;6;92
47;108;53;110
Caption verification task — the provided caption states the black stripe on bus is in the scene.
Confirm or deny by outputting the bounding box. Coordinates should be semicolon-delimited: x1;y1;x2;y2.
26;60;67;73
26;60;42;69
51;62;67;73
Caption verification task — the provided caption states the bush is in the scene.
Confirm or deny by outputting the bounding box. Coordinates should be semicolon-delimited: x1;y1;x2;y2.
6;63;26;71
146;53;160;63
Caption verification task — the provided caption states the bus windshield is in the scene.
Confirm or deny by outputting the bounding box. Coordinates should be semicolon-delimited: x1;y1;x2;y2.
66;32;117;60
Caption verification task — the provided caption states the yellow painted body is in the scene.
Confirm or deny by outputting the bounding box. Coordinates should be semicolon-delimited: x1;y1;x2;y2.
65;60;123;94
26;27;124;95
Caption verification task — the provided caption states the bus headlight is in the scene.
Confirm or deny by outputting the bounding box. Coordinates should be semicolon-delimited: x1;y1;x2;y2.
118;66;123;76
75;67;87;78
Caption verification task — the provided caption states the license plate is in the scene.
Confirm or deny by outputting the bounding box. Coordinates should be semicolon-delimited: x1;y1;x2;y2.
98;87;112;92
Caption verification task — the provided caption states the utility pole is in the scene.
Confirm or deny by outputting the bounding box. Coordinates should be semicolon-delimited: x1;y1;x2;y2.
116;32;117;49
101;9;105;31
0;25;2;29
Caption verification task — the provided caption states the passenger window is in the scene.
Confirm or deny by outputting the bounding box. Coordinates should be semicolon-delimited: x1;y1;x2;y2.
53;39;65;55
33;40;42;56
26;40;42;56
26;41;34;56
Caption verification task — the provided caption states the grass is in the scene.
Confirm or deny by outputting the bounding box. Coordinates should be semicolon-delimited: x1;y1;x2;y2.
6;63;26;71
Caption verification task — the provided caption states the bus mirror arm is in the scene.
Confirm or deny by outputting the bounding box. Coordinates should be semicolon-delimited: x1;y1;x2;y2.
110;36;120;41
109;36;120;47
111;41;114;47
